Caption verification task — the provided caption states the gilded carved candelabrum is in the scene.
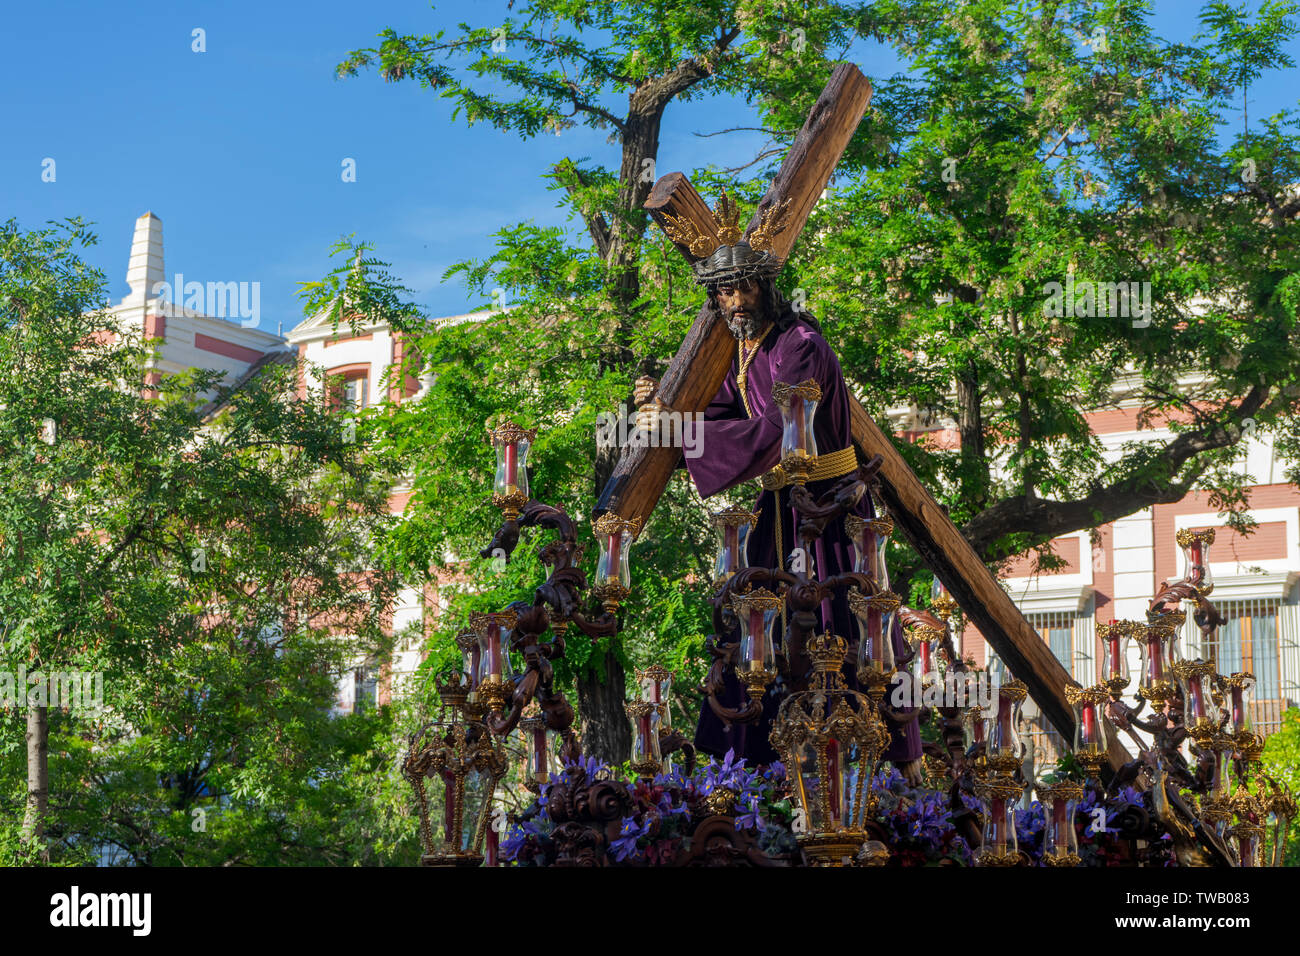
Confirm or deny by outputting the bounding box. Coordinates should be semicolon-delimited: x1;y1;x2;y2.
770;633;890;866
404;692;510;867
1083;525;1296;867
404;404;1296;869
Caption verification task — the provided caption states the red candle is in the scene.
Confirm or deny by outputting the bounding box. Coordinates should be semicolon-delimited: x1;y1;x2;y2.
722;525;738;575
1238;832;1257;867
442;769;457;839
997;697;1013;748
989;796;1007;849
469;645;482;689
1108;636;1122;679
1188;541;1204;584
1080;701;1098;746
1146;634;1164;681
1231;686;1245;728
1052;799;1070;851
862;527;878;577
826;738;841;820
531;726;547;778
606;532;621;576
486;622;503;678
638;713;654;754
749;608;766;669
918;639;933;676
1188;678;1205;719
503;442;517;490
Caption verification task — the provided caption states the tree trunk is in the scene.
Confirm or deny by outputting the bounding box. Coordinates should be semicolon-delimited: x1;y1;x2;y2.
574;648;632;766
23;694;50;861
955;360;986;511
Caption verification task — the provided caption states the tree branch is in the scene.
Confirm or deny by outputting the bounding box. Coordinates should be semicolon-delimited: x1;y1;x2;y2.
962;383;1274;560
552;160;612;258
632;27;741;114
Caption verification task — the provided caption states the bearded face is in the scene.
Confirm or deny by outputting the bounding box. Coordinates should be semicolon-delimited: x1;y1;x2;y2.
714;278;769;340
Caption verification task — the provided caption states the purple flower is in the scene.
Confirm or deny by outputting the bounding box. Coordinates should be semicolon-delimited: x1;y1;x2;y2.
893;791;954;844
697;748;762;797
563;755;608;781
735;793;765;832
1114;785;1145;809
958;791;983;815
609;815;651;862
871;766;905;794
1077;789;1121;835
654;767;688;789
654;789;689;817
949;834;975;866
500;819;544;861
1014;802;1045;848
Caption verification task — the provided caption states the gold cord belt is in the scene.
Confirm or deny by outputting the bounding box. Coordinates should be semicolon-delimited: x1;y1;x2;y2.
760;445;858;490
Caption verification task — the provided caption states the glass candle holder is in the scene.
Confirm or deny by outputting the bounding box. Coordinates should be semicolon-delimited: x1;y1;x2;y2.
634;665;676;738
983;671;1026;773
1209;744;1234;803
976;774;1022;866
518;710;554;791
1150;608;1186;666
626;701;662;779
849;589;899;694
710;507;756;588
592;514;638;610
1037;780;1084;866
1066;683;1110;772
636;664;674;720
1134;623;1177;711
1176;527;1215;594
470;609;518;713
731;588;781;698
1227;807;1265;868
637;665;675;771
456;628;481;701
772;380;821;484
845;508;894;589
1225;672;1256;738
1099;620;1130;695
488;422;536;519
1264;784;1297;867
475;615;508;681
911;629;941;690
1174;658;1219;742
791;732;867;834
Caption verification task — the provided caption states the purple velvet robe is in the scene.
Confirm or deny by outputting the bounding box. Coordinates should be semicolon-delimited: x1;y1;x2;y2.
681;315;923;767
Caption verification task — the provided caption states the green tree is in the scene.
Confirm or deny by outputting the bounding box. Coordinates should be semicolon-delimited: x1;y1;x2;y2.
0;219;408;864
1261;706;1300;866
796;0;1300;572
338;0;891;763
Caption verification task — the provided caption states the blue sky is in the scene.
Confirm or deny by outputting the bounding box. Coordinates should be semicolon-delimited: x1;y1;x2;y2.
2;1;1297;333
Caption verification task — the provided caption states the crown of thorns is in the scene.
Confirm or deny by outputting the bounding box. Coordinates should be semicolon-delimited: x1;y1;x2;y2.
658;191;791;287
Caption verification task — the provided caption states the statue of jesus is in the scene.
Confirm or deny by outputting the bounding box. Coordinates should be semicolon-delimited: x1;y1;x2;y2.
635;232;925;785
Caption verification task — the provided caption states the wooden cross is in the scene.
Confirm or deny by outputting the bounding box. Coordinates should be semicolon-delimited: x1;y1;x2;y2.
596;63;1126;776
